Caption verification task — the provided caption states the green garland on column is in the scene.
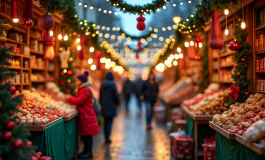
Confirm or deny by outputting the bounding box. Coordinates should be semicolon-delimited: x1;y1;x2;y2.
197;44;209;93
229;23;252;104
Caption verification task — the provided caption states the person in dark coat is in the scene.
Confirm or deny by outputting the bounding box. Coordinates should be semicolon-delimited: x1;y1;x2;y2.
141;72;159;129
100;72;120;144
122;77;132;111
66;71;99;159
134;78;143;110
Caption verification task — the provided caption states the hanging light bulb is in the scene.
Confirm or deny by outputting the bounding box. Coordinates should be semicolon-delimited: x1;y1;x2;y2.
225;28;229;35
63;35;68;41
89;47;95;52
241;19;246;29
190;41;194;46
77;45;81;51
177;47;181;53
88;58;93;64
224;9;229;15
179;53;183;59
76;38;80;43
173;60;178;66
199;42;203;48
91;64;96;71
58;34;62;40
184;42;189;48
11;0;19;23
49;31;53;36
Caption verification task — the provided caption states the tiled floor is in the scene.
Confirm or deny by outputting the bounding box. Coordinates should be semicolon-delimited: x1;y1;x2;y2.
82;97;171;160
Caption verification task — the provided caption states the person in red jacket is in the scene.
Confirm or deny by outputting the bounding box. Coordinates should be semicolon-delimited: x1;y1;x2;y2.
66;71;99;159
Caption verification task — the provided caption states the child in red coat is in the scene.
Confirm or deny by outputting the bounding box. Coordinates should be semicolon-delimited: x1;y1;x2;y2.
66;71;99;159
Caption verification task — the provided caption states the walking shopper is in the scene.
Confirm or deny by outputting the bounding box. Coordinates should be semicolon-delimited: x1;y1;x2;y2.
134;78;143;110
141;72;159;130
100;72;120;144
66;71;99;159
122;77;132;111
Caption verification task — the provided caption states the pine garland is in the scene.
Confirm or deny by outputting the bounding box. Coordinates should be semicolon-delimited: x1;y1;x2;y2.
229;22;252;104
197;44;209;93
124;44;151;52
107;0;170;14
120;28;155;39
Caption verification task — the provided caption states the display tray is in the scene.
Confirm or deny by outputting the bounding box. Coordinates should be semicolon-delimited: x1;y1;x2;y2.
64;111;78;121
234;134;265;155
17;117;63;131
209;121;235;139
181;106;213;121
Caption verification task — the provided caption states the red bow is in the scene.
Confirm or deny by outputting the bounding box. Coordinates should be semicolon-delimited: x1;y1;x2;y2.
230;85;240;100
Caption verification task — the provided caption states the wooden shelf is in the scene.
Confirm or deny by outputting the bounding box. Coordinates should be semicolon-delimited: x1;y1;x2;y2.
256;70;265;73
9;66;21;70
30;35;40;39
220;64;234;68
6;39;25;45
256;91;265;94
22;83;31;85
30;50;44;55
31;67;45;71
48;69;54;72
256;49;265;54
23;68;30;71
31;80;45;83
255;25;265;31
220;51;234;57
7;52;22;57
13;83;22;85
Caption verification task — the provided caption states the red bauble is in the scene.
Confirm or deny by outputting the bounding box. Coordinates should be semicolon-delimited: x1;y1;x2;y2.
66;89;71;94
194;55;202;61
22;18;33;28
13;139;23;149
201;76;205;80
25;140;33;146
8;86;16;94
200;89;204;93
60;80;66;85
228;41;242;51
38;12;55;42
60;72;64;76
241;58;246;62
6;121;15;130
67;70;72;76
209;10;224;49
237;72;241;76
245;92;249;96
194;33;201;50
235;62;238;66
3;131;12;141
136;14;146;31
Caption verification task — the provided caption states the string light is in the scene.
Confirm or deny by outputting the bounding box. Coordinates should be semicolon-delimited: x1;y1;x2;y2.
225;28;229;35
177;47;181;53
49;31;53;36
77;45;81;51
190;41;194;46
63;35;68;41
76;38;80;43
91;64;96;70
179;53;183;59
184;42;189;47
58;34;62;40
88;58;93;64
173;60;178;66
89;47;95;52
241;19;246;29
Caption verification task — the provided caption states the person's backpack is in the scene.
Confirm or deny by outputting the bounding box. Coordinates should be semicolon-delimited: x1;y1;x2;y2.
87;87;101;114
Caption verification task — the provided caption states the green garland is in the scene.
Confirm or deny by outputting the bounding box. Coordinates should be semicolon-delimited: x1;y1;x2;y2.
120;28;155;39
229;22;252;104
197;44;209;93
108;0;170;14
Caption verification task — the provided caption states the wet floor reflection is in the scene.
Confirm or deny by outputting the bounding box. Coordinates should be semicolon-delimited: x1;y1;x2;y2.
88;97;171;160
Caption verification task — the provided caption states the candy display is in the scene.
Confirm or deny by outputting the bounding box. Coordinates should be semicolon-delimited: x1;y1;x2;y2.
186;89;229;115
212;93;265;135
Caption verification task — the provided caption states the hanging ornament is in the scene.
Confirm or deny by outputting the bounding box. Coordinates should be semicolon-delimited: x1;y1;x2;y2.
22;0;34;28
194;33;201;50
237;72;241;76
6;121;15;130
209;10;224;49
235;62;238;66
11;0;19;23
60;80;66;85
13;139;23;149
38;12;55;42
245;92;249;96
0;23;11;44
136;14;146;31
60;72;64;76
8;86;16;94
228;41;242;51
66;89;71;94
241;0;246;29
3;131;12;141
67;70;72;76
241;58;246;62
25;140;33;146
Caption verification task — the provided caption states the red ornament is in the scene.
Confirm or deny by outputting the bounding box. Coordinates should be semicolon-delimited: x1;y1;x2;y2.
60;80;66;85
194;33;201;50
200;89;204;93
3;131;12;141
25;140;33;146
67;70;72;76
237;72;241;76
136;14;146;31
241;58;246;62
8;86;16;94
209;10;224;49
38;12;55;42
13;139;23;149
228;41;242;51
194;55;202;61
66;89;71;94
201;76;205;80
11;0;19;21
6;121;15;130
235;62;238;66
204;83;208;87
245;92;249;96
22;18;33;28
60;72;64;76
